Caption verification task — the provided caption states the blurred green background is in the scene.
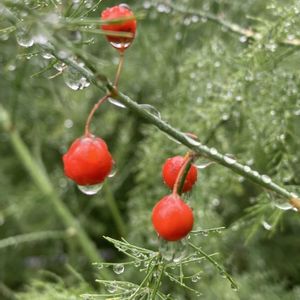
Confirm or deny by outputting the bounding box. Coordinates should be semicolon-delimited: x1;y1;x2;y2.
1;0;300;299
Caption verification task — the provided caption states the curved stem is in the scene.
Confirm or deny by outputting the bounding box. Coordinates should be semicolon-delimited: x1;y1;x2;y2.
84;93;110;136
172;152;193;196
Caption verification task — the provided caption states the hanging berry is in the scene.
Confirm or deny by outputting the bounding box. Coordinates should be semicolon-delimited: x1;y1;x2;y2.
162;156;198;193
63;136;113;186
152;194;194;241
101;4;137;52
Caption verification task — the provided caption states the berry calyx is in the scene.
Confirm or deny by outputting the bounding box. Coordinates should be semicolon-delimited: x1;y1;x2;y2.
63;136;113;186
162;156;198;193
152;194;194;241
101;4;137;52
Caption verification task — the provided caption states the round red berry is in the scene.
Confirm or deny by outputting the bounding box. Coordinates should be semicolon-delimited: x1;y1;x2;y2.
101;4;137;51
152;194;194;241
162;156;198;193
63;136;113;186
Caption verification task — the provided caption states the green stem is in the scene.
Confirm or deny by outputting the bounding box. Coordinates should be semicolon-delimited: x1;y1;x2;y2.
0;230;66;249
41;48;300;211
162;1;300;47
151;262;165;300
103;183;127;237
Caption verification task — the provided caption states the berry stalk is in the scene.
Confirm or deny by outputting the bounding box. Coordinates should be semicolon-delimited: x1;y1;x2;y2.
172;152;194;196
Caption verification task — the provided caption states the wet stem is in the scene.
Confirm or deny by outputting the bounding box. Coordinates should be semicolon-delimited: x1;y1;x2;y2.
84;51;125;136
172;152;195;196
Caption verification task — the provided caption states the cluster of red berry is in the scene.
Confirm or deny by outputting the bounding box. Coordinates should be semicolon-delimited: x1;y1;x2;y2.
152;156;198;241
62;4;198;243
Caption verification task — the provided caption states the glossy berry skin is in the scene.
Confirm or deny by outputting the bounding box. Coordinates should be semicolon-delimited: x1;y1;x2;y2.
63;136;113;186
162;156;198;193
101;5;137;51
152;194;194;241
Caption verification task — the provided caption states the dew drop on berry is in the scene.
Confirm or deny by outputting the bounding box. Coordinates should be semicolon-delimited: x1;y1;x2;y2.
119;3;131;10
139;104;161;119
113;264;125;274
77;183;103;195
108;163;117;178
108;97;126;108
109;41;132;51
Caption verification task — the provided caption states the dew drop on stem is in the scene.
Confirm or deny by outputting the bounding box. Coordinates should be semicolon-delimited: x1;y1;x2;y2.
261;220;272;231
106;281;117;293
77;183;103;195
139;104;161;119
63;66;90;90
15;26;34;48
108;97;126;108
261;175;272;184
224;154;236;165
113;264;125;274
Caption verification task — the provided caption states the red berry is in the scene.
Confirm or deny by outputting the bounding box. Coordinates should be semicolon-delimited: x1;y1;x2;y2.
101;4;137;51
162;156;198;193
152;194;194;241
63;136;113;186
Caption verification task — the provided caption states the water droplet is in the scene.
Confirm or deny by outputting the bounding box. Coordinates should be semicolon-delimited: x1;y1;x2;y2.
239;36;247;43
41;52;54;60
191;275;199;282
64;119;73;128
110;41;132;50
63;66;90;90
33;33;48;45
261;220;272;231
134;260;141;267
54;61;66;72
139;104;161;119
77;183;103;195
15;26;34;48
219;271;226;278
108;163;117;178
196;161;214;169
224;154;236;165
113;264;125;274
106;281;117;293
7;64;16;71
209;147;218;155
274;202;293;211
261;175;271;184
243;165;251;172
185;134;201;146
231;284;238;291
108;97;126;108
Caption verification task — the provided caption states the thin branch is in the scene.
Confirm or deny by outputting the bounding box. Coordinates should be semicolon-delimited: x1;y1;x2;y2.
42;47;300;212
162;1;300;47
